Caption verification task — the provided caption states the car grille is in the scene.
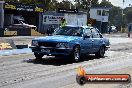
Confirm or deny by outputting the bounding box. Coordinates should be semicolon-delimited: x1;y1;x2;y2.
38;42;57;47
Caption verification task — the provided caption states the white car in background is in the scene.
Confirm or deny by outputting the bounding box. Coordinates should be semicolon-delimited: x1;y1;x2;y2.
108;26;117;33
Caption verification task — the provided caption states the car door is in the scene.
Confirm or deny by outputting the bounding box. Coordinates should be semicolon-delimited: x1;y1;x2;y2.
91;27;102;53
81;28;93;54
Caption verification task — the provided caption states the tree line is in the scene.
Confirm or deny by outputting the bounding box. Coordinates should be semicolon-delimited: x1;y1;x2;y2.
1;0;132;27
2;0;99;11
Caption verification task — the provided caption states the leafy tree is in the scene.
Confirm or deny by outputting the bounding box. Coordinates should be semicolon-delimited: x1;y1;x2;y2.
109;7;122;26
57;0;74;9
19;0;33;4
91;0;99;6
74;0;99;10
125;8;132;23
48;0;58;11
99;0;113;7
1;0;18;2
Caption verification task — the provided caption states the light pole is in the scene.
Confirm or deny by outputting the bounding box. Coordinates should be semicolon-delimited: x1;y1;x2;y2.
121;0;125;32
69;0;72;9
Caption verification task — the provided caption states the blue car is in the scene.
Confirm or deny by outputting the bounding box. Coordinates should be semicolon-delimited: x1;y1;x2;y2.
30;25;110;62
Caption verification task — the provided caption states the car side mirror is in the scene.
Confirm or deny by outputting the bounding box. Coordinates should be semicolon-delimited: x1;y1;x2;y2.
99;33;103;38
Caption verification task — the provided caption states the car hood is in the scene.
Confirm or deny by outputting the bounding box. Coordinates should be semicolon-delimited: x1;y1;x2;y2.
34;35;81;42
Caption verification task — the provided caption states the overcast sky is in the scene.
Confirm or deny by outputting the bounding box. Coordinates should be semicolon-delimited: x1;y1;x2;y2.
99;0;131;8
58;0;132;8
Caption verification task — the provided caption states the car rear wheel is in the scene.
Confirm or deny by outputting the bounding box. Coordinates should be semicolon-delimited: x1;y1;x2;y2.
34;53;44;61
72;46;81;62
95;46;105;58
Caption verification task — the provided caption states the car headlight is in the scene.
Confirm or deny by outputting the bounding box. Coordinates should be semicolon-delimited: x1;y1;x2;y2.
56;43;69;48
32;40;38;46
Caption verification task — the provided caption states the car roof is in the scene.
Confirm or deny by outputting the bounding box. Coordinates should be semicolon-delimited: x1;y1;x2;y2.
64;25;93;29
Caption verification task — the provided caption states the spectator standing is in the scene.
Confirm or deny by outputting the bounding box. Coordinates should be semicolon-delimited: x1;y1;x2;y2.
109;26;112;34
47;25;54;35
60;18;67;27
128;24;131;37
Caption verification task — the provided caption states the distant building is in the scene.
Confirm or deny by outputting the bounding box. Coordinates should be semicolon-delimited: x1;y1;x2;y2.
0;1;44;30
0;1;45;36
90;6;111;33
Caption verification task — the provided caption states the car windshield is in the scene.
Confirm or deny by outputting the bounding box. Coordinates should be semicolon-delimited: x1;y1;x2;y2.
53;26;83;36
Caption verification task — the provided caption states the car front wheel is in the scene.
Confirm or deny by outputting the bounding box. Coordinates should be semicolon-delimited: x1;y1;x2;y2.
34;53;44;61
95;46;105;58
76;75;86;85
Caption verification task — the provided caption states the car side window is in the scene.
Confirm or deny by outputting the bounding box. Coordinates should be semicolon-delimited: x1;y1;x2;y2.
84;28;92;38
91;28;100;38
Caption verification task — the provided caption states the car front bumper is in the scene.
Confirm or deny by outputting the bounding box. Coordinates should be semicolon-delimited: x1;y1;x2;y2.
105;46;110;51
29;46;73;56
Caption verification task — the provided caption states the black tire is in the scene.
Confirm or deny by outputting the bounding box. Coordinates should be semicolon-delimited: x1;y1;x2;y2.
95;46;105;58
34;53;44;61
71;46;81;62
76;75;86;85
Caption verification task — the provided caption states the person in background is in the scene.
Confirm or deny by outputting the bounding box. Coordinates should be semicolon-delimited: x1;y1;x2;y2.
47;25;55;35
60;18;67;27
128;24;131;37
109;26;112;34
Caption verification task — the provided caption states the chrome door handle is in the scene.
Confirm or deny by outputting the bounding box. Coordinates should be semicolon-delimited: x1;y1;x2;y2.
92;40;94;42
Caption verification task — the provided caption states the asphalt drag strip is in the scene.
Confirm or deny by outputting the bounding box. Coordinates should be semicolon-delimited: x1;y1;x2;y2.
0;37;132;88
0;50;132;88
